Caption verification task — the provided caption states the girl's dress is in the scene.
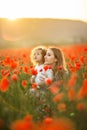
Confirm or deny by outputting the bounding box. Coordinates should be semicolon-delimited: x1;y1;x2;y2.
28;64;55;121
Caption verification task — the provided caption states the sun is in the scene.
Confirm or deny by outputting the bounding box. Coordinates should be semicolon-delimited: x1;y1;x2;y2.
8;18;17;20
4;10;18;21
7;17;17;20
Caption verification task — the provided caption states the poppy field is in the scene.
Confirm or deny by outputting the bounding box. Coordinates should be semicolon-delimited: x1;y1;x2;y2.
0;43;87;130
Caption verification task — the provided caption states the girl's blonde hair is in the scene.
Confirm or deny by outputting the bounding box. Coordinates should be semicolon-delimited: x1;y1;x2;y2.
49;47;68;80
30;46;47;65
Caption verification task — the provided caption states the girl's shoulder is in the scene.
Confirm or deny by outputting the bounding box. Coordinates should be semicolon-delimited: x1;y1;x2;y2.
35;64;44;71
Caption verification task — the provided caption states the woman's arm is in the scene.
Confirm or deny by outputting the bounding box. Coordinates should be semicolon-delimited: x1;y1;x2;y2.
37;69;54;85
46;69;54;79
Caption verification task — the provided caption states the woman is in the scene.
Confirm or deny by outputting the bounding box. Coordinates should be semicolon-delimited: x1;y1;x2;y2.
38;47;68;84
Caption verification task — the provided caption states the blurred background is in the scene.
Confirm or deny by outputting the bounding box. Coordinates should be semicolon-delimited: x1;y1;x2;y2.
0;0;87;48
0;18;87;48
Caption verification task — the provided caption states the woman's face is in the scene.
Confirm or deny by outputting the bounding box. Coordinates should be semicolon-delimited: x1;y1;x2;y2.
44;49;57;65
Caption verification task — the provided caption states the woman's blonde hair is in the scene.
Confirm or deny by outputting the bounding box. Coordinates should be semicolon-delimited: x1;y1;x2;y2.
30;46;47;65
49;47;68;80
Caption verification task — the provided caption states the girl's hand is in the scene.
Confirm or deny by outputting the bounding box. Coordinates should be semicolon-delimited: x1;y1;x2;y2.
38;72;47;81
30;76;35;83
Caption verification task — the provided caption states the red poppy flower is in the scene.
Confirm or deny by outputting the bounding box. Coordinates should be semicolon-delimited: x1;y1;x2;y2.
53;92;64;102
41;117;75;130
10;118;33;130
67;73;77;88
80;56;85;63
44;65;52;71
31;69;38;75
77;79;87;99
58;103;66;112
44;117;53;124
22;80;27;87
76;102;86;111
45;78;52;85
68;88;76;101
10;61;18;69
58;65;63;70
1;69;10;77
49;85;59;94
23;66;29;73
11;74;18;81
0;77;10;92
32;83;37;90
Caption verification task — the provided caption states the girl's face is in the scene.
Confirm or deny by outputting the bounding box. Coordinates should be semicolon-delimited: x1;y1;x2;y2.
44;49;57;65
33;50;43;64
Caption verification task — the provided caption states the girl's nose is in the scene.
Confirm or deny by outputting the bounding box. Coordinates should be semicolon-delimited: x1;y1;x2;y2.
34;56;36;59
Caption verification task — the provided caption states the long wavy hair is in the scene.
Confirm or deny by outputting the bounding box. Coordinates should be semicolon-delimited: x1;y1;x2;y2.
49;47;68;80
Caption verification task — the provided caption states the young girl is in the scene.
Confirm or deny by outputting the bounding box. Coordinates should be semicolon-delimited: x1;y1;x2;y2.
30;46;54;88
29;46;55;121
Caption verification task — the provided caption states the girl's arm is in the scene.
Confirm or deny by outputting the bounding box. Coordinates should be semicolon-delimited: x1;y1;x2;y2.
30;75;36;84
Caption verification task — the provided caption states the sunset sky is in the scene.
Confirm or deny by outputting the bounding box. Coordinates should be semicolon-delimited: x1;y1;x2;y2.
0;0;87;22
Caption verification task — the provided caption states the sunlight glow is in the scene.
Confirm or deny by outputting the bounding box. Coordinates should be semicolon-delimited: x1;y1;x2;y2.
0;0;87;22
7;17;17;20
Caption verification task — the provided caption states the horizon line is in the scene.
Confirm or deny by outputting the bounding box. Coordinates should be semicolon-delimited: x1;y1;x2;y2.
0;17;87;23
